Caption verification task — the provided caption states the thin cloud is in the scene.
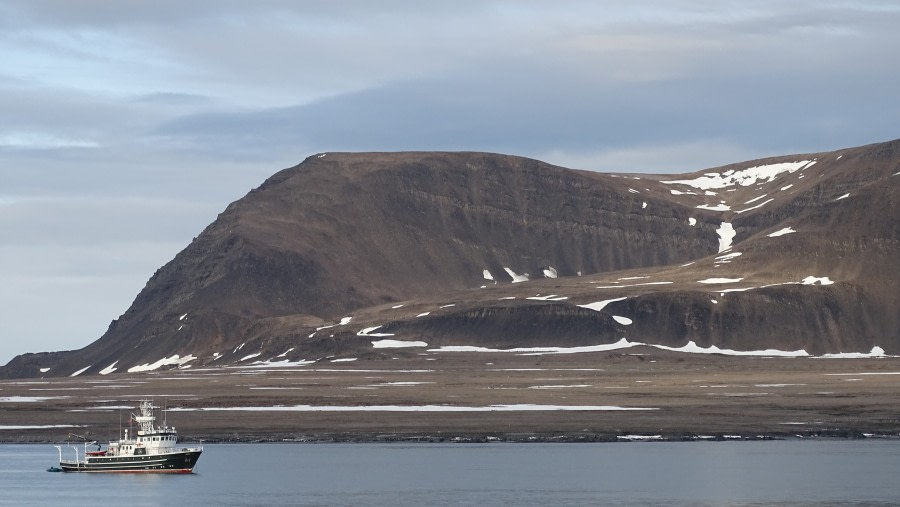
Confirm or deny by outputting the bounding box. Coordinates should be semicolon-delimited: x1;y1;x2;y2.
1;0;898;363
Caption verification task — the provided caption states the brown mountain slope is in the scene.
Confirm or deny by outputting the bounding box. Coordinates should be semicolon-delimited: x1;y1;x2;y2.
3;140;898;378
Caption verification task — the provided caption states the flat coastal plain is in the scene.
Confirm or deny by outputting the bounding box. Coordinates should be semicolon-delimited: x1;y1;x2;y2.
2;348;899;442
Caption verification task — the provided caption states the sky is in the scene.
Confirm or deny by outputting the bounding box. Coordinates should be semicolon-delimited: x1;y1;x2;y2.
1;1;898;364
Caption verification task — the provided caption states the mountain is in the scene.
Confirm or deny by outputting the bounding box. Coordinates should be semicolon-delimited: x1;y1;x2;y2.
3;140;898;378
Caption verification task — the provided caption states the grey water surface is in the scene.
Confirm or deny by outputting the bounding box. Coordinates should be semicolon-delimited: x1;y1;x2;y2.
2;440;899;506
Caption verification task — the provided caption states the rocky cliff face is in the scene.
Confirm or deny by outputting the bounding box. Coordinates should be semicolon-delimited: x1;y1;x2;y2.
3;141;898;378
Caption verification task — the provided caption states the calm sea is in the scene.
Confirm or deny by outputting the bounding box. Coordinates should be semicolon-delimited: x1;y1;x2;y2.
2;441;899;506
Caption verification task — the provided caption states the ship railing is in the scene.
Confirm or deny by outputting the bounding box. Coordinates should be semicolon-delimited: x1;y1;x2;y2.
56;444;84;468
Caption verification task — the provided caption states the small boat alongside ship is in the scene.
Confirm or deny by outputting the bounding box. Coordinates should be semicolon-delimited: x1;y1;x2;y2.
54;400;202;473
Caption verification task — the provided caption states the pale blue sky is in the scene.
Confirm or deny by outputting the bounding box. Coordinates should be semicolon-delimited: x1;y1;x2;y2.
1;1;898;363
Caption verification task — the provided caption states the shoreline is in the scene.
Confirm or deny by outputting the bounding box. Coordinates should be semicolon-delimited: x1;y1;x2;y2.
5;430;900;445
3;352;900;444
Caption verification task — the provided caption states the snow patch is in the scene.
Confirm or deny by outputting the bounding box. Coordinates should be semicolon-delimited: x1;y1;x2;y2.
662;161;812;189
653;341;808;357
835;193;850;201
820;347;886;359
482;270;494;281
370;381;434;387
697;203;731;211
698;277;743;284
688;217;697;226
594;281;672;289
768;227;796;237
39;367;50;373
276;347;295;358
70;366;91;377
717;287;755;294
179;313;188;321
0;396;69;403
357;326;395;337
716;222;735;252
127;354;196;373
642;202;647;209
802;276;834;285
240;352;262;362
0;424;81;430
504;267;529;283
372;339;428;348
542;266;558;278
432;338;637;354
715;252;742;263
431;337;808;357
98;362;118;376
735;198;774;214
340;317;352;325
527;294;568;301
613;316;633;325
744;194;768;204
242;359;316;368
528;384;591;389
171;404;657;413
578;297;627;312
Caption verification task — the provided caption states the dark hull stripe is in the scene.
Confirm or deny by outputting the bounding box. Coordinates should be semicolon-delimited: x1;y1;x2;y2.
61;468;194;474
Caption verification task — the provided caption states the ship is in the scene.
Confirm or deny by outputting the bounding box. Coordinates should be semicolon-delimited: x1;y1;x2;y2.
54;400;202;473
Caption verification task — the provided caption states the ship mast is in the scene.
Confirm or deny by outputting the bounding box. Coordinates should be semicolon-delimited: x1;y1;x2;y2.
133;400;156;435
